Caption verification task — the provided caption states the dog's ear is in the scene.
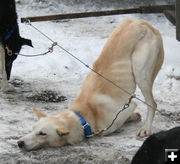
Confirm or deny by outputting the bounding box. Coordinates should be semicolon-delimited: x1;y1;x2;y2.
56;127;69;137
32;108;46;119
20;38;33;47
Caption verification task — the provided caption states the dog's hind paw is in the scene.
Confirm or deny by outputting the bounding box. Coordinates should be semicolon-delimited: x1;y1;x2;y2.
126;112;141;123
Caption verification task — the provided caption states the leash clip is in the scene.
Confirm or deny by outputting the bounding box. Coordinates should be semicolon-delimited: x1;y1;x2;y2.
128;93;136;104
5;45;13;56
123;93;136;109
49;42;57;53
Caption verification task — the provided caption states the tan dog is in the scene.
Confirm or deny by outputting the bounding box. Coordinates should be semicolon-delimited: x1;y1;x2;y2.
17;19;164;150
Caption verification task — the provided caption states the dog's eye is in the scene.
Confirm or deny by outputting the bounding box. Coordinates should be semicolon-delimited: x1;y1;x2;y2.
39;131;47;136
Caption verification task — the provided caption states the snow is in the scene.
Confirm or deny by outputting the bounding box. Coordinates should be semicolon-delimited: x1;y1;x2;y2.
0;0;180;163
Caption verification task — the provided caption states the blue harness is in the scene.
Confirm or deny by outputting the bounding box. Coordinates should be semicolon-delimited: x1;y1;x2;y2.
74;113;93;138
4;28;15;41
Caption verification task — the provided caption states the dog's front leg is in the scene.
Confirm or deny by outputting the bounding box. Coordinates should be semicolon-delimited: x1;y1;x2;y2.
0;43;15;92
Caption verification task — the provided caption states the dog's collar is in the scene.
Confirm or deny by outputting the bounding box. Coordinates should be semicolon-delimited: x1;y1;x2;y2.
74;112;93;138
4;27;15;41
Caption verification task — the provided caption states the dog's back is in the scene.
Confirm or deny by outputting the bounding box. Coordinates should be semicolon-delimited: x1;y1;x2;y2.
73;19;163;104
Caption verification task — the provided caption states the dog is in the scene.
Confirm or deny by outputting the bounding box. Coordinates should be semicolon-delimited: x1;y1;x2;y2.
0;0;32;92
17;19;164;150
131;126;180;164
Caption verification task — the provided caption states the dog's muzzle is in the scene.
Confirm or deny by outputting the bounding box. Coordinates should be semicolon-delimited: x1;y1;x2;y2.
17;140;25;149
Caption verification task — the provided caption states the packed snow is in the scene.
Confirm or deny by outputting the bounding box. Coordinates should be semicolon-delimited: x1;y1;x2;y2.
0;0;179;163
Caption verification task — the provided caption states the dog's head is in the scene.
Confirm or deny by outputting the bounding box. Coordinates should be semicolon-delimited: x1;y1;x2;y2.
17;108;83;151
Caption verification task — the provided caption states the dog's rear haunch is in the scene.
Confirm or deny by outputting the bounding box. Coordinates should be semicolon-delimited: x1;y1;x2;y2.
18;19;164;151
0;0;32;92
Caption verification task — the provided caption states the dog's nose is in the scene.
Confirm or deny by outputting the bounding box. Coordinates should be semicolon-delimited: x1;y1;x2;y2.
17;140;25;148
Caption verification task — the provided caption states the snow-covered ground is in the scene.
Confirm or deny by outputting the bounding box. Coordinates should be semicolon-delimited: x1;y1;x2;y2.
0;0;180;163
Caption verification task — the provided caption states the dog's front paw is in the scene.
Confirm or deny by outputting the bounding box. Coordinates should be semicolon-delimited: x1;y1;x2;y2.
137;125;151;138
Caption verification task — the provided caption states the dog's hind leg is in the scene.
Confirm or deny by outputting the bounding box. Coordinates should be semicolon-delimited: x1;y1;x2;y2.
0;42;15;92
132;27;164;137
